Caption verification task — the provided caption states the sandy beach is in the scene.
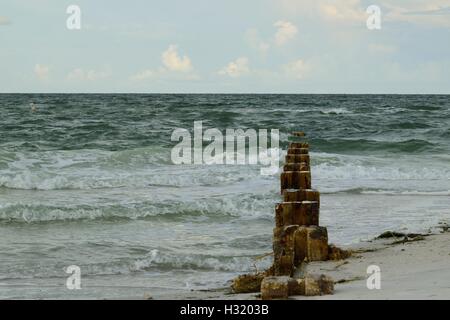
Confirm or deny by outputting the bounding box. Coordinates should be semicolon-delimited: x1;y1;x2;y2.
300;230;450;300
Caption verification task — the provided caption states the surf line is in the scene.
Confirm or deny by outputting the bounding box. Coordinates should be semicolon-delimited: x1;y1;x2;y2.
171;120;280;175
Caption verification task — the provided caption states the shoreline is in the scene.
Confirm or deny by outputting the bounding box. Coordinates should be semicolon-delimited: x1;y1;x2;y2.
177;228;450;300
3;223;448;300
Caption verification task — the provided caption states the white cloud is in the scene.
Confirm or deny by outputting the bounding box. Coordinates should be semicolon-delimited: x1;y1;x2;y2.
274;0;450;27
162;45;193;72
131;45;198;81
218;57;250;78
319;0;365;22
273;0;366;22
130;68;199;81
34;64;50;80
383;0;450;27
283;59;310;79
67;68;111;81
273;20;298;46
246;20;297;53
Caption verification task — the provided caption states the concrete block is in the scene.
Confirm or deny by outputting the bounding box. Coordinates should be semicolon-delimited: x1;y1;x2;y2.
260;276;299;299
231;273;265;293
287;148;309;155
272;225;298;276
294;226;329;263
283;163;310;172
285;154;310;165
275;201;319;228
289;142;309;149
283;189;320;206
303;274;334;296
280;171;311;192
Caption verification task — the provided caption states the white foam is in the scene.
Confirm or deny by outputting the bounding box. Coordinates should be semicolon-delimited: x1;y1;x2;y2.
320;108;352;114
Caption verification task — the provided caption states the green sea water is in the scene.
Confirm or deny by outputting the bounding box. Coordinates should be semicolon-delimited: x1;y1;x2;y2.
0;94;449;299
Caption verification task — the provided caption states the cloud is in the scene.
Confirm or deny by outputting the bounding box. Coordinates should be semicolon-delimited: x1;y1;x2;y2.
0;16;11;25
383;0;450;27
246;20;297;53
34;64;50;80
318;0;365;22
162;45;193;72
273;20;298;46
274;0;450;27
130;68;199;81
274;0;364;22
283;59;310;79
67;68;111;81
218;57;250;78
131;45;198;81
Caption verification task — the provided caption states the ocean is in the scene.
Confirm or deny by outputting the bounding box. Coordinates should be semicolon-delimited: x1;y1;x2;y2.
0;94;449;299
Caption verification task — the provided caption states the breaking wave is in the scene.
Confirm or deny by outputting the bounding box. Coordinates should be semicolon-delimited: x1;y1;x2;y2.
0;192;277;223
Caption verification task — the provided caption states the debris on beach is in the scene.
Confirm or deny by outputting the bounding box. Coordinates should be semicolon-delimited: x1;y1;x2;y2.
376;231;424;239
328;244;352;261
438;222;449;233
376;231;428;245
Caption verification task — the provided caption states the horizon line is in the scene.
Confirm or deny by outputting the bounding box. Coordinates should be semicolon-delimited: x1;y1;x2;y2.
1;92;449;95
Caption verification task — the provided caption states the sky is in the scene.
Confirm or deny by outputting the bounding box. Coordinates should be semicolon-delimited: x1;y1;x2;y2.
1;0;449;93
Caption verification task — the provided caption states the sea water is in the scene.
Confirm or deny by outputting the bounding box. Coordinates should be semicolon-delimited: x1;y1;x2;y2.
0;94;449;299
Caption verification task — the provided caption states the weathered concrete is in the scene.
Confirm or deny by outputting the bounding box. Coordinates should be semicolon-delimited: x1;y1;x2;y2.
275;201;319;227
280;171;311;192
294;226;329;263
